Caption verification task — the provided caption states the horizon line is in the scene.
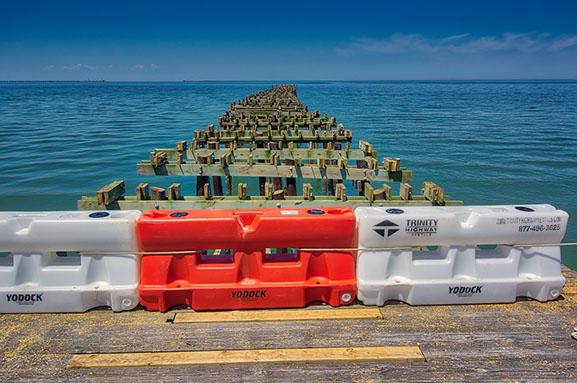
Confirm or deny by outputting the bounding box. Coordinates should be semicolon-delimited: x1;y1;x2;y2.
1;78;577;83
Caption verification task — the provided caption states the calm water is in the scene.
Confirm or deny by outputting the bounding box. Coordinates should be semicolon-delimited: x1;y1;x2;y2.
0;81;576;268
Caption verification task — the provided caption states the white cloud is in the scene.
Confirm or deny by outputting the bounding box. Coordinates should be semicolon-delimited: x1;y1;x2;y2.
131;64;159;71
337;32;577;56
350;34;433;54
551;36;577;51
62;63;96;70
440;33;470;43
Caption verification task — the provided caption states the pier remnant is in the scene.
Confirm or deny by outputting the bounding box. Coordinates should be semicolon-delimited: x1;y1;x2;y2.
80;85;459;211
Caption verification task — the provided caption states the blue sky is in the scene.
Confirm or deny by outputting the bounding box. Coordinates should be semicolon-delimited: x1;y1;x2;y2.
1;0;576;80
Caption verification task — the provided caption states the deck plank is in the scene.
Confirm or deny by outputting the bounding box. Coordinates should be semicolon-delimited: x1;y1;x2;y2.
1;266;576;382
172;308;383;323
67;346;424;369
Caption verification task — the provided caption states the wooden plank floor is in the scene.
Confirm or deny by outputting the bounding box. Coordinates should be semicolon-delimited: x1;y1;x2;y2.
1;266;577;382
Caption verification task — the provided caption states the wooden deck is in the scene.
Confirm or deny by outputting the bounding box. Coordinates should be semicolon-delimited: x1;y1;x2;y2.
1;266;576;382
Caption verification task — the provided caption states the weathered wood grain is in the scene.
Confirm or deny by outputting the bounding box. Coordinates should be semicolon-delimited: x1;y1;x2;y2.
154;148;374;161
1;267;576;382
96;180;125;205
172;308;383;323
137;162;413;182
67;346;424;369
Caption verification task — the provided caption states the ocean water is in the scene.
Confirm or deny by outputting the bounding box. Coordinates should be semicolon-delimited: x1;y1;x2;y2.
0;81;576;268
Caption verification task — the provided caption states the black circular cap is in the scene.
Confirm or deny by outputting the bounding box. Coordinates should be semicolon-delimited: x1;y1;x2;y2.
89;212;110;218
515;206;535;212
386;208;405;214
307;209;326;215
170;212;189;217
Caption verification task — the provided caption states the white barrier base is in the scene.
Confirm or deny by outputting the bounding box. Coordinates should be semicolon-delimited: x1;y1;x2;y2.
358;278;565;306
1;285;138;313
0;252;140;313
357;246;565;306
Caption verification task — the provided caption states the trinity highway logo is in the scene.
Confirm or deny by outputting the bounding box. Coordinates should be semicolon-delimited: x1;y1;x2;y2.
373;220;399;237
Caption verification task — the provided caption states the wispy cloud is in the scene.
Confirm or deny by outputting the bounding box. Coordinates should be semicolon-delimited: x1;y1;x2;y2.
337;32;577;56
551;36;577;51
60;63;114;71
62;63;96;71
131;64;159;71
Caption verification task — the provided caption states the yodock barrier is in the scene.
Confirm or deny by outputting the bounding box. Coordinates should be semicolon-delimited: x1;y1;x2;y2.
0;211;142;313
137;207;356;311
355;205;569;306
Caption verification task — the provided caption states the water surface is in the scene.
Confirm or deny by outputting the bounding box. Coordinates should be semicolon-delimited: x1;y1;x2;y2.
0;81;576;268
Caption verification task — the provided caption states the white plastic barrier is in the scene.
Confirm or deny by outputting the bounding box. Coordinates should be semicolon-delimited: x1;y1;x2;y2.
0;211;141;313
355;205;569;306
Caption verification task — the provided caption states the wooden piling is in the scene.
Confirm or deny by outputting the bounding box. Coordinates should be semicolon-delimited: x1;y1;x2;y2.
82;84;461;211
168;184;181;200
150;186;166;201
212;177;223;196
197;176;210;196
136;183;150;200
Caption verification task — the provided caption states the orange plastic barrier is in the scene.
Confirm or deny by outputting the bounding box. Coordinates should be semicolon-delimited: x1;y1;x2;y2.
137;208;356;311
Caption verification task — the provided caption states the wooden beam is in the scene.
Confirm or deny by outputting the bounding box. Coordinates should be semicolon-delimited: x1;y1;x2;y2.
176;140;187;151
338;155;348;169
136;183;149;201
382;184;393;200
422;181;445;204
364;182;374;202
96;181;125;205
359;140;372;154
264;182;273;199
286;178;297;196
172;308;383;323
66;346;425;369
196;176;209;196
138;163;411;182
373;188;386;201
196;129;352;143
303;183;314;200
383;157;401;172
336;183;347;202
212;176;223;197
271;176;283;191
195;153;214;165
400;183;413;201
225;176;232;196
238;183;247;200
151;152;168;167
150;186;166;201
168;184;181;200
202;183;210;199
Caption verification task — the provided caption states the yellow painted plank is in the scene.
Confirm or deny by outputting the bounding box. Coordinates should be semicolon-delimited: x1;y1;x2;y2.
172;308;383;324
67;346;425;369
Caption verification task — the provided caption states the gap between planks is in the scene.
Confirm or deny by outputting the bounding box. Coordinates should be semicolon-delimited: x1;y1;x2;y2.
171;308;383;324
66;346;425;369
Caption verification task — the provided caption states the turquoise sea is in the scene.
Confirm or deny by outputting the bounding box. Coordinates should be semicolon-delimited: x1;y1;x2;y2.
0;81;576;269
